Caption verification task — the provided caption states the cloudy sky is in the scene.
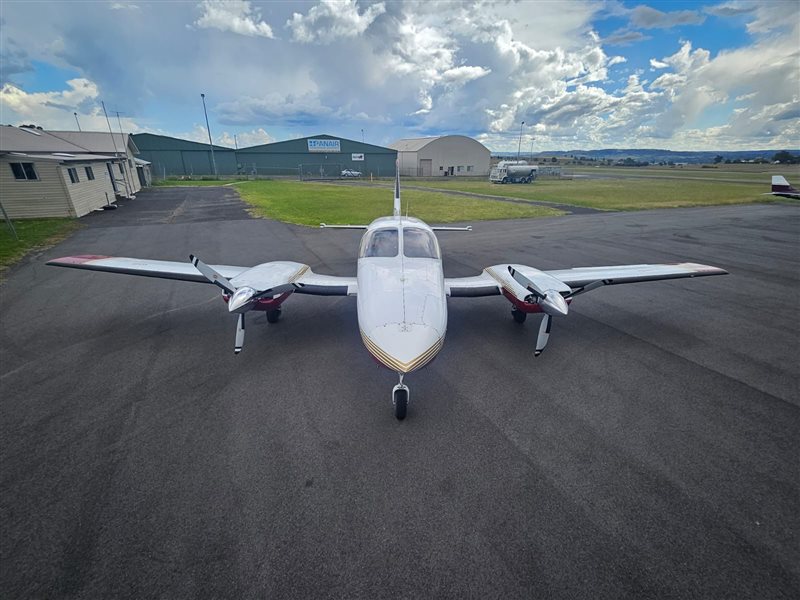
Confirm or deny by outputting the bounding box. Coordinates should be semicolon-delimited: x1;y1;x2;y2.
1;0;798;151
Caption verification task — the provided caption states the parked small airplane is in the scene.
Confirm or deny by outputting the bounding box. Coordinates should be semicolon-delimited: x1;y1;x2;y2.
48;170;728;419
766;175;800;199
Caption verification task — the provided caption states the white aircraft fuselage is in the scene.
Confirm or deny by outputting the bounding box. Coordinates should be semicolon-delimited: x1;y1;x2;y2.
357;216;447;374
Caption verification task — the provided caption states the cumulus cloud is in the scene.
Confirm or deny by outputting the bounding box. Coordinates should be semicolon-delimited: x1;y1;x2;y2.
0;78;142;131
194;0;274;38
110;2;140;10
287;0;386;44
0;0;797;151
630;5;705;29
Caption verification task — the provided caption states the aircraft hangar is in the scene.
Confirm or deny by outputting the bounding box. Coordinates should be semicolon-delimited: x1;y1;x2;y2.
132;133;397;178
389;135;491;177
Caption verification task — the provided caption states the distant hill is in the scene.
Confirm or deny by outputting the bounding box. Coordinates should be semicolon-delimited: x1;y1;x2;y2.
491;149;800;164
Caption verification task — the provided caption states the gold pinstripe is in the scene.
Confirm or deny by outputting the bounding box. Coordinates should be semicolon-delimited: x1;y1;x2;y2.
359;329;445;373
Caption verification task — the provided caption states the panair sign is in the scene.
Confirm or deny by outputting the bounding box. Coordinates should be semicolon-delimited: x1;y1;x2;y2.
307;139;341;153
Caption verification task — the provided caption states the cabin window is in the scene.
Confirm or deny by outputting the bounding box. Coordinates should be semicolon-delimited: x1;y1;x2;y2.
360;228;399;258
403;227;439;259
10;162;38;180
67;167;79;183
84;166;95;180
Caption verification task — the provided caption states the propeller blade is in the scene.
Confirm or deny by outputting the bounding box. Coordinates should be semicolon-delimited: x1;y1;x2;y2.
251;282;299;301
508;265;546;299
565;279;605;298
234;313;245;354
190;254;237;294
535;314;551;357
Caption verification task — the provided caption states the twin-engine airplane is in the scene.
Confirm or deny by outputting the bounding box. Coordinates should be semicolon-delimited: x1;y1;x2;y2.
48;171;728;419
767;175;800;199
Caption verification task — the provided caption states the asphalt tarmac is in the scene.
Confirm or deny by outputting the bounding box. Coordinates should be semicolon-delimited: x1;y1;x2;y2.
1;187;798;599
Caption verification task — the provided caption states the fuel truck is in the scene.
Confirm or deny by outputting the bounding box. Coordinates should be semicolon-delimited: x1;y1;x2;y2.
489;161;538;184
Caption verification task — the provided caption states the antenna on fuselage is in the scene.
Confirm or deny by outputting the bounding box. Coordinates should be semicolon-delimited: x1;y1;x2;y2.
393;160;401;217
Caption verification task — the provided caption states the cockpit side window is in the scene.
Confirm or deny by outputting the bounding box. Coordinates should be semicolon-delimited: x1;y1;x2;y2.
360;228;399;258
403;227;440;259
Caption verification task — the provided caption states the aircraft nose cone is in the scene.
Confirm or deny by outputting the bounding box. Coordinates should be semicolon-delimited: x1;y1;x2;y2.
542;291;569;316
229;286;257;313
365;322;444;373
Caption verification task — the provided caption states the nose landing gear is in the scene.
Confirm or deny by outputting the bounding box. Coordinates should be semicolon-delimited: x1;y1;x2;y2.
392;374;409;420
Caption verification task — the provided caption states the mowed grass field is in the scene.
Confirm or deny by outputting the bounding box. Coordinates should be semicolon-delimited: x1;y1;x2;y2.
0;218;81;272
234;180;564;226
398;176;778;210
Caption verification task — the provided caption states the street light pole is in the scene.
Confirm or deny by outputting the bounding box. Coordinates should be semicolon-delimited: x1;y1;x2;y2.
517;120;525;162
73;112;81;131
200;93;218;177
361;128;364;143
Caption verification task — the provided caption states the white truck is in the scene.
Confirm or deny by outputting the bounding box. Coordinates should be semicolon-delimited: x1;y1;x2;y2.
489;161;538;184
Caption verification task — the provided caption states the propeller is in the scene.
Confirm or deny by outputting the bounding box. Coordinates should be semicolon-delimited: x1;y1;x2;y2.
536;315;551;357
508;266;569;357
190;254;296;354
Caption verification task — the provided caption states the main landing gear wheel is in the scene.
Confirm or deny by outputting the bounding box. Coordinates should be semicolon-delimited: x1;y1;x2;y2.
512;308;527;323
266;308;281;323
392;384;409;421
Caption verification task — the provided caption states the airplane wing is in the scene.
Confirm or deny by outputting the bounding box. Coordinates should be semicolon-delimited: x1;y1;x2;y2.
446;262;727;298
47;255;357;296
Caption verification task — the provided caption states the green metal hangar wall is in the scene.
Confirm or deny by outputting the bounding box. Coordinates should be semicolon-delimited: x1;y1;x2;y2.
239;135;396;178
132;133;396;178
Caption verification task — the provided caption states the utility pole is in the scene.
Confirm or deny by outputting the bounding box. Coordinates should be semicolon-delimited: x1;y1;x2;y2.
361;128;364;143
200;93;218;177
517;120;525;162
74;112;81;131
234;134;238;150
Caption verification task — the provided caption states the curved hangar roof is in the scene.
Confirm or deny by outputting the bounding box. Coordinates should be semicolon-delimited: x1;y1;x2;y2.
389;135;488;153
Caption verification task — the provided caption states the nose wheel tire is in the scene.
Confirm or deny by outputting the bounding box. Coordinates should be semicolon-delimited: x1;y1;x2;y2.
512;308;527;323
266;308;282;323
392;384;409;420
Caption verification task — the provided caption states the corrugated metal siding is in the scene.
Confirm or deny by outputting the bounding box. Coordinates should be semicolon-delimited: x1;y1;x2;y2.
133;133;396;178
0;158;73;218
63;163;118;217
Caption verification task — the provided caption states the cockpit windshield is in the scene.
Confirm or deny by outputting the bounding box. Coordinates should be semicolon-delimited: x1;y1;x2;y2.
360;228;399;258
403;227;439;259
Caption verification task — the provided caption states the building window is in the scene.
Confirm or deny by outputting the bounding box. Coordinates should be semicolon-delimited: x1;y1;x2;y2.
118;163;124;174
67;167;80;183
467;165;473;172
457;166;463;172
84;166;95;180
439;166;443;171
10;162;38;180
128;159;133;168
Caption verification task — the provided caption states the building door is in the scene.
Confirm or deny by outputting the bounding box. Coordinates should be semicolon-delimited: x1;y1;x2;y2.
137;167;146;187
448;166;454;176
420;159;432;177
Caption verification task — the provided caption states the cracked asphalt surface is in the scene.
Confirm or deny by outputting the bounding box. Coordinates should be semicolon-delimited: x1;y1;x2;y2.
1;187;798;599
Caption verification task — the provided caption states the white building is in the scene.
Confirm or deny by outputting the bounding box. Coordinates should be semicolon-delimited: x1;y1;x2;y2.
0;126;123;218
389;135;491;177
46;130;147;196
